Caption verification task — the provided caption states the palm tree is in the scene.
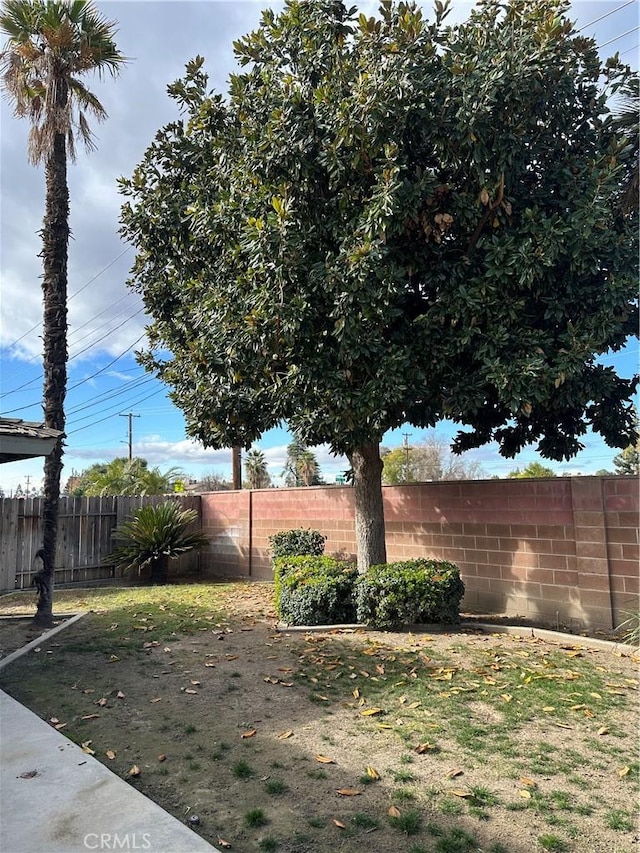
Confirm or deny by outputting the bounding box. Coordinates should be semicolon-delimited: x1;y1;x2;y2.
244;448;271;489
0;1;125;626
297;449;321;486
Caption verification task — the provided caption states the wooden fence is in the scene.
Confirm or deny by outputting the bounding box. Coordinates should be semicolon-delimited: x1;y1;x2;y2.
0;495;200;593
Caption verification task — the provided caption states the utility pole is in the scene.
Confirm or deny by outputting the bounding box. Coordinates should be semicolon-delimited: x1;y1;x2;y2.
25;474;31;495
402;432;412;483
119;412;140;461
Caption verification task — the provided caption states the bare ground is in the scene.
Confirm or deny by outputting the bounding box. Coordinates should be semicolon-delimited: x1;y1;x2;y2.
0;584;638;853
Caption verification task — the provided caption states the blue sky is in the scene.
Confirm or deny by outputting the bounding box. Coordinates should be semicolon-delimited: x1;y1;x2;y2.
1;1;638;495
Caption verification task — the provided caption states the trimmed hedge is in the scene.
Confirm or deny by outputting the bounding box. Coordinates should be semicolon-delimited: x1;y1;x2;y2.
356;559;465;631
274;555;358;626
268;528;326;559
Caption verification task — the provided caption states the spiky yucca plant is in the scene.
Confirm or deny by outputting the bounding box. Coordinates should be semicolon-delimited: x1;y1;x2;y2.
110;501;208;584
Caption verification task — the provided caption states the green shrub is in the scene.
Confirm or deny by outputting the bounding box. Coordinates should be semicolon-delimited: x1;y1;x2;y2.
269;528;326;559
109;501;208;584
274;556;358;626
356;559;464;630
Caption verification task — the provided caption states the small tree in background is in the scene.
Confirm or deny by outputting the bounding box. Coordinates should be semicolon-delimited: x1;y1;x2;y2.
508;462;557;478
382;433;485;484
244;448;271;489
69;457;181;496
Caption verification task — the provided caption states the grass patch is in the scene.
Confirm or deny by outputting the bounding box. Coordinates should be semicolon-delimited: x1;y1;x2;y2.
232;760;254;780
388;808;422;835
245;808;268;828
265;779;288;795
537;834;570;852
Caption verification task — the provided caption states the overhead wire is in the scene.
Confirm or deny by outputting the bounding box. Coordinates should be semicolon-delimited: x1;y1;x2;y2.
598;26;640;50
577;1;635;33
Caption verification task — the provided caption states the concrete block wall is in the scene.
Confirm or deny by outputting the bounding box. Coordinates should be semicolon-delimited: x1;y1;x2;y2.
199;477;638;632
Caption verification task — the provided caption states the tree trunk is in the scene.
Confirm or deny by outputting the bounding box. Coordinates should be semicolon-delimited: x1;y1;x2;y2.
348;442;387;573
33;98;69;627
150;555;169;585
232;446;242;489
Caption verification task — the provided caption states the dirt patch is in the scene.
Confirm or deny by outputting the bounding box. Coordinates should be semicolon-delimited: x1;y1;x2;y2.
0;584;638;853
0;616;69;661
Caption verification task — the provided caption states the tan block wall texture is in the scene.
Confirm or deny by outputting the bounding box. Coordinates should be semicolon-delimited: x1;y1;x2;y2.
200;477;639;632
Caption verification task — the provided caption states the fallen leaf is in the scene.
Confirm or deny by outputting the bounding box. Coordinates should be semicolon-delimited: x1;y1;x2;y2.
315;754;335;764
81;714;100;721
54;722;67;730
150;698;162;704
519;777;537;788
618;766;630;777
158;754;167;762
415;742;436;754
190;680;201;686
352;687;360;699
388;806;401;818
446;769;464;779
597;726;609;736
366;766;380;780
241;729;257;739
116;691;125;699
450;789;472;798
97;697;108;707
105;750;116;760
333;819;346;829
19;770;39;779
407;701;421;709
555;723;573;729
81;741;95;755
128;765;141;777
336;788;361;796
360;707;384;717
50;717;60;724
519;790;532;799
217;838;232;848
277;730;293;739
183;689;198;695
542;706;555;712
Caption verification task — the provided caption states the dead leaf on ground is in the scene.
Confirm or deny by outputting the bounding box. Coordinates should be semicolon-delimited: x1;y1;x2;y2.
315;754;335;764
128;765;141;777
241;729;257;739
446;769;464;778
96;697;108;707
277;730;293;739
366;766;380;779
415;742;436;753
158;754;167;762
333;819;346;829
360;707;384;716
519;789;532;799
81;714;100;721
81;741;95;755
388;806;401;818
519;777;537;788
105;750;116;760
183;688;198;695
450;789;472;798
336;788;361;796
217;838;232;848
597;726;609;736
116;690;125;699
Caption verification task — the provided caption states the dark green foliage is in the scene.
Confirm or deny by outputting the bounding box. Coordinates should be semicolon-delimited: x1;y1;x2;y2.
109;501;208;583
274;556;358;626
268;528;326;560
356;559;464;630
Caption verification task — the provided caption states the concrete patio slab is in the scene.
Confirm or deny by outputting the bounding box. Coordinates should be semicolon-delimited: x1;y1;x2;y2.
0;689;220;853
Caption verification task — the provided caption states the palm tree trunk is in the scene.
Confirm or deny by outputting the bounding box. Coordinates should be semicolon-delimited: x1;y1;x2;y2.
33;100;69;627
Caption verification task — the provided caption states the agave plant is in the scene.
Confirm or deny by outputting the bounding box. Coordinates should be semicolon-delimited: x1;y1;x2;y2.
110;501;208;584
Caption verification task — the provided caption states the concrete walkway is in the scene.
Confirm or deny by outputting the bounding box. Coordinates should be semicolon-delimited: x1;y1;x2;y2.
0;688;220;853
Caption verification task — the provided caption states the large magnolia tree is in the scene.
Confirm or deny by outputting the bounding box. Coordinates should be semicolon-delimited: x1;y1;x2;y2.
120;0;638;571
0;0;124;624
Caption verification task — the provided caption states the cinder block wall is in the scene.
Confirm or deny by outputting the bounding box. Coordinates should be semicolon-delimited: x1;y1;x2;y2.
200;477;639;631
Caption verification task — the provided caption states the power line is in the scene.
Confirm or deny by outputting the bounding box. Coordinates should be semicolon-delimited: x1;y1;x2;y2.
577;1;635;33
67;387;165;435
2;246;131;351
598;26;640;50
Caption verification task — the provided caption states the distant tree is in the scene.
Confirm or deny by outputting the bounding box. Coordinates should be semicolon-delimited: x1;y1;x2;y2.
72;457;181;496
508;461;556;478
613;444;640;476
594;469;613;476
282;438;322;486
382;433;484;484
120;1;638;572
194;472;233;492
244;448;271;489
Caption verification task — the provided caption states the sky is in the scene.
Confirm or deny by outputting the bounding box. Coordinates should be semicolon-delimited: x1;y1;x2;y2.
1;0;638;495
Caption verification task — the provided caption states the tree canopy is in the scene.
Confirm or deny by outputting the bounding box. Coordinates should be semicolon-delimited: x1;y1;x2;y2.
68;457;182;496
507;461;557;478
120;0;638;568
